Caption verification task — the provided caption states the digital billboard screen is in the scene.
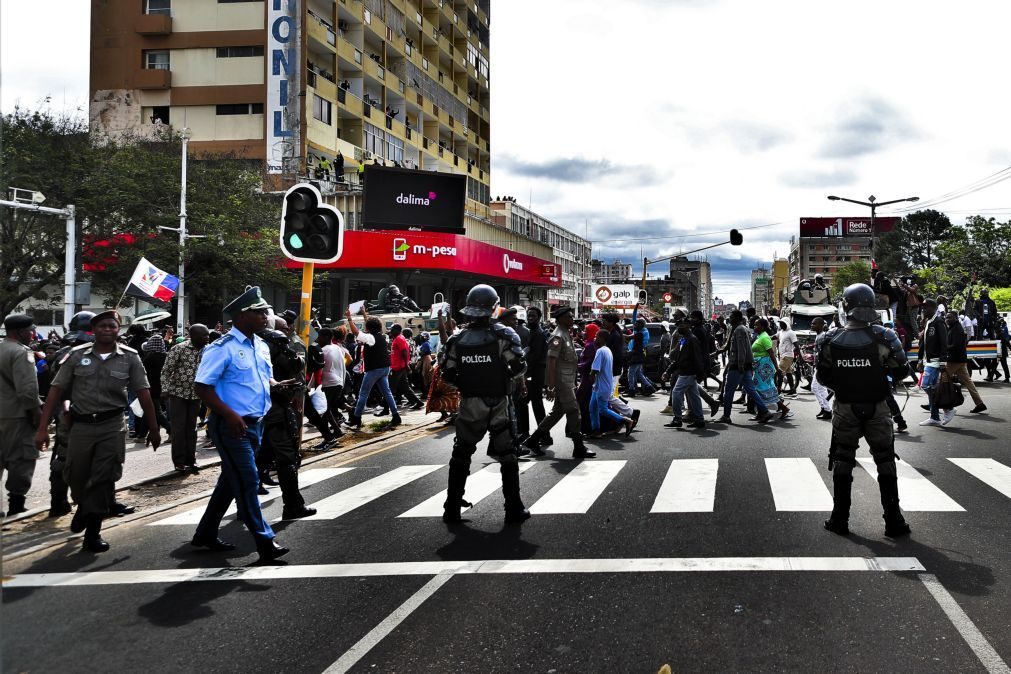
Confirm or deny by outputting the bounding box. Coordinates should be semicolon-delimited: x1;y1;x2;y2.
799;216;899;238
362;165;467;233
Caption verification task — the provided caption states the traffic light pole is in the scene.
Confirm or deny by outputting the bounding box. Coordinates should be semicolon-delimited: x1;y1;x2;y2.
298;262;314;349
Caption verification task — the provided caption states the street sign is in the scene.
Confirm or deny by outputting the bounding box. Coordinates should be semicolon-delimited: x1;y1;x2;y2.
662;292;673;303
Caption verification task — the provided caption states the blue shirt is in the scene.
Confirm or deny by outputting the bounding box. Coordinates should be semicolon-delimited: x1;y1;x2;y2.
591;346;615;398
195;327;272;418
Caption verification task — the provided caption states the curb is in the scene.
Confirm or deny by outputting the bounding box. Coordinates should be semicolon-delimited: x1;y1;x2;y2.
0;418;443;558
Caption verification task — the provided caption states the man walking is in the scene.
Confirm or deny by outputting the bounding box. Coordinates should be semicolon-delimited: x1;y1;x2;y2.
1;314;42;517
588;329;634;437
524;307;549;429
376;324;423;416
717;310;772;424
661;322;707;429
918;299;951;427
626;304;655;396
810;317;834;420
191;287;289;562
945;311;986;414
161;323;210;473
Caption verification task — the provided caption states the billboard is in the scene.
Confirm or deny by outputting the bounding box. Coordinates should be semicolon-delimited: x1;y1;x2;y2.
362;165;467;233
591;284;640;306
266;0;301;174
799;217;899;238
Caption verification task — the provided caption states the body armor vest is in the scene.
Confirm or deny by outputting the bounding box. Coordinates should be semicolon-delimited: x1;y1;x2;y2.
454;328;508;398
827;328;888;403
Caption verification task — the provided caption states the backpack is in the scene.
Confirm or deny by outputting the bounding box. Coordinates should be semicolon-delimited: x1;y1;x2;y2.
306;344;325;374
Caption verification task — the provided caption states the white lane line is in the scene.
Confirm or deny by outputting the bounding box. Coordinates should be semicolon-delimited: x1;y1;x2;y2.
301;465;444;520
322;572;454;674
650;459;719;513
149;468;354;526
397;462;537;517
857;458;965;511
0;556;926;588
948;458;1011;500
528;460;626;514
764;458;833;511
919;573;1011;674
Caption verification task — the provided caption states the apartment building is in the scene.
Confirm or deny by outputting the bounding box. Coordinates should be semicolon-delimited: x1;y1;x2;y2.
590;259;632;285
667;257;712;316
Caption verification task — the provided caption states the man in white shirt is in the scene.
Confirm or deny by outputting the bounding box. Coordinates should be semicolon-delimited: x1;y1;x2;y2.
959;311;974;340
588;330;634;438
317;327;350;433
776;319;799;395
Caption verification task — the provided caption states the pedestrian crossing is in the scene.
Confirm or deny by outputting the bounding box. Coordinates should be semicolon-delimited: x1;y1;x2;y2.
147;457;1011;527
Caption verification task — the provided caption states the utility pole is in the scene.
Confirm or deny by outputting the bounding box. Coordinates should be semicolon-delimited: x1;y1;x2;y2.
159;129;202;332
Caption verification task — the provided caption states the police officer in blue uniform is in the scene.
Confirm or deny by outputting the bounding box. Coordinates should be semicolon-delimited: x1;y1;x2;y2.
439;284;530;524
191;286;289;562
816;283;911;538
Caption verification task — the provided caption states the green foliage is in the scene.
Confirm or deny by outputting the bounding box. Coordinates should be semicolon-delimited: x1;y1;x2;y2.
1;106;296;319
830;261;872;297
989;288;1011;312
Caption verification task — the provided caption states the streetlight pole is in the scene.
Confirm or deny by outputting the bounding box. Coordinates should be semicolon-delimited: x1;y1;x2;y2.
826;193;919;261
177;128;189;332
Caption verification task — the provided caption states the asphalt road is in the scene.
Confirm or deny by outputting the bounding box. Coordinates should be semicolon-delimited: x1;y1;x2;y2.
3;380;1010;673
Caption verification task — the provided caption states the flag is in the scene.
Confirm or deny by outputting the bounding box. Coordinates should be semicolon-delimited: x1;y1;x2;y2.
125;257;179;303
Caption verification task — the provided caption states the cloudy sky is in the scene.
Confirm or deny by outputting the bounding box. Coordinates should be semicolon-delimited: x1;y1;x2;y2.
4;0;1011;302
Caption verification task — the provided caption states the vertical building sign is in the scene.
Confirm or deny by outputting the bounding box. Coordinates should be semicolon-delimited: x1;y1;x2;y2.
267;0;301;174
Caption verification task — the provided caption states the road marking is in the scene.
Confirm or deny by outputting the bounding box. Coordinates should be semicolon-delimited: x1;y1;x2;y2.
528;460;626;514
919;573;1011;674
323;572;454;674
301;465;444;520
398;462;537;517
0;556;926;588
948;458;1011;499
149;468;354;526
650;459;718;512
764;458;833;511
857;458;965;511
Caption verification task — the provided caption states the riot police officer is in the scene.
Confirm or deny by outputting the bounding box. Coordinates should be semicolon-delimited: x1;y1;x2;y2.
816;283;911;538
258;328;317;519
523;307;596;459
0;314;41;517
439;284;530;524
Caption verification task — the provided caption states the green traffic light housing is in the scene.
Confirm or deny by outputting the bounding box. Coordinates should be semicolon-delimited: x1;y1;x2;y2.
279;183;345;264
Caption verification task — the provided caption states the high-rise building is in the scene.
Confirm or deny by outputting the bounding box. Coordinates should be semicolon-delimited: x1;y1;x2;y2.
787;216;898;295
668;257;712;315
751;267;772;314
590;259;633;284
771;258;789;309
491;198;592;314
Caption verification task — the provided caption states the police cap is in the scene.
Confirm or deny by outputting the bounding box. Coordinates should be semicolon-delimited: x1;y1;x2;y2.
3;313;34;331
224;285;272;317
551;306;573;320
92;310;123;326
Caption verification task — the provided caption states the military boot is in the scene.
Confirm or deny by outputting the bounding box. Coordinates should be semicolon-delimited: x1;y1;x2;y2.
6;494;27;517
879;474;911;537
48;499;72;518
893;415;908;433
824;474;852;536
571;434;596;460
442;463;472;523
522;430;548;457
501;462;530;524
82;515;110;553
277;463;317;519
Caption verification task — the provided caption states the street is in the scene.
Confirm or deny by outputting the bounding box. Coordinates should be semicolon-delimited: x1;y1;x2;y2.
3;384;1010;673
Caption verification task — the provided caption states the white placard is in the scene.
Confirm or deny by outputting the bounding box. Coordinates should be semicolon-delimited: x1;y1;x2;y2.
348;300;366;315
429;302;450;319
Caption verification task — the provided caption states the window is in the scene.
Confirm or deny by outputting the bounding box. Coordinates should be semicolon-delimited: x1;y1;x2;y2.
216;103;264;115
216;46;264;58
312;94;332;125
144;50;170;70
218;0;259;3
145;0;171;15
149;106;170;124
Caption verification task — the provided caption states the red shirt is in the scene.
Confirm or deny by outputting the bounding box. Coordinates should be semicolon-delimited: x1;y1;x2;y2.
390;334;411;371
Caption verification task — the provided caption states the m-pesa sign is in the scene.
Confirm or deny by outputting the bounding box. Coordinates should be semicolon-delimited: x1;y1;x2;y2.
291;230;561;286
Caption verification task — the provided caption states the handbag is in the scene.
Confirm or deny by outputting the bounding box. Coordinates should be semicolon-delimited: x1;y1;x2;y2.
935;371;964;408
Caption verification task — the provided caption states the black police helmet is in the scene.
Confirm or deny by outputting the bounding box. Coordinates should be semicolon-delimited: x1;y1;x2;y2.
258;328;290;344
68;310;95;332
460;284;499;317
842;283;878;322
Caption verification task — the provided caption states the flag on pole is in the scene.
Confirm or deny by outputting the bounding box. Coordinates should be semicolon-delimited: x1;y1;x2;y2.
125;257;179;303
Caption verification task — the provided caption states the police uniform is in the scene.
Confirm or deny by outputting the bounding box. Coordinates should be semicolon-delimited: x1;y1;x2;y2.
50;325;149;520
439;285;529;523
0;314;41;515
816;284;911;537
524;307;593;458
192;287;286;559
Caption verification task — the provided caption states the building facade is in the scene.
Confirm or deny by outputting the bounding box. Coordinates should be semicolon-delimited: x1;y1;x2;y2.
591;258;633;284
668;257;712;315
491;198;592;313
751;267;772;315
771;257;789;309
788;236;873;296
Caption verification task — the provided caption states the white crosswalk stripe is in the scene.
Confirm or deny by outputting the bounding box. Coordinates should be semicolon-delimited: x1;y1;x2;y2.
528;460;626;514
149;468;354;526
300;465;444;521
948;458;1011;499
651;459;719;512
398;462;538;517
857;458;965;511
765;458;834;511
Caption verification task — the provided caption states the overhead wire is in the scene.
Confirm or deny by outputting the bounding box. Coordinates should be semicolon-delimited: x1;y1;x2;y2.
887;165;1011;213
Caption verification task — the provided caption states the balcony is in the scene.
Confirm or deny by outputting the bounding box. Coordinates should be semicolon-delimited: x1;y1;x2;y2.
307;11;337;51
135;13;172;35
136;69;171;90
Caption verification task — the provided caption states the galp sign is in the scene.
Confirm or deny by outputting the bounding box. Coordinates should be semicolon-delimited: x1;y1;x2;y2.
592;284;639;305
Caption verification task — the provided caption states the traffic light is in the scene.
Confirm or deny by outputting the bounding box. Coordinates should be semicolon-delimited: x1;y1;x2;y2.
730;228;743;246
279;183;345;263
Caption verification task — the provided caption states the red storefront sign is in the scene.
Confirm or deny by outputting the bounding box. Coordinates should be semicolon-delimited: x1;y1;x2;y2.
799;217;899;238
285;230;562;286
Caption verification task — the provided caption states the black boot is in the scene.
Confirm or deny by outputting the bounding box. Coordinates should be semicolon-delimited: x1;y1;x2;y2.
48;499;72;518
571;434;596;459
277;463;317;519
255;537;290;563
389;413;403;428
442;462;472;523
259;469;279;486
82;515;110;553
6;494;27;517
824;474;852;536
879;474;911;537
344;413;362;430
522;431;548;457
893;415;908;433
501;462;530;523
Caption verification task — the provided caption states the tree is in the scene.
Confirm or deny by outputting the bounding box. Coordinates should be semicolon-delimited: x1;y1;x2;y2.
831;260;872;297
988;288;1011;312
874;209;955;275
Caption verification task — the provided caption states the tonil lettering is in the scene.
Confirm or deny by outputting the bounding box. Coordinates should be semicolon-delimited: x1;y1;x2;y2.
837;358;872;367
461;355;493;364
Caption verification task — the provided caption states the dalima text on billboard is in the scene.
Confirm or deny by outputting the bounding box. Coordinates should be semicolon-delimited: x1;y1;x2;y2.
362;165;467;233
